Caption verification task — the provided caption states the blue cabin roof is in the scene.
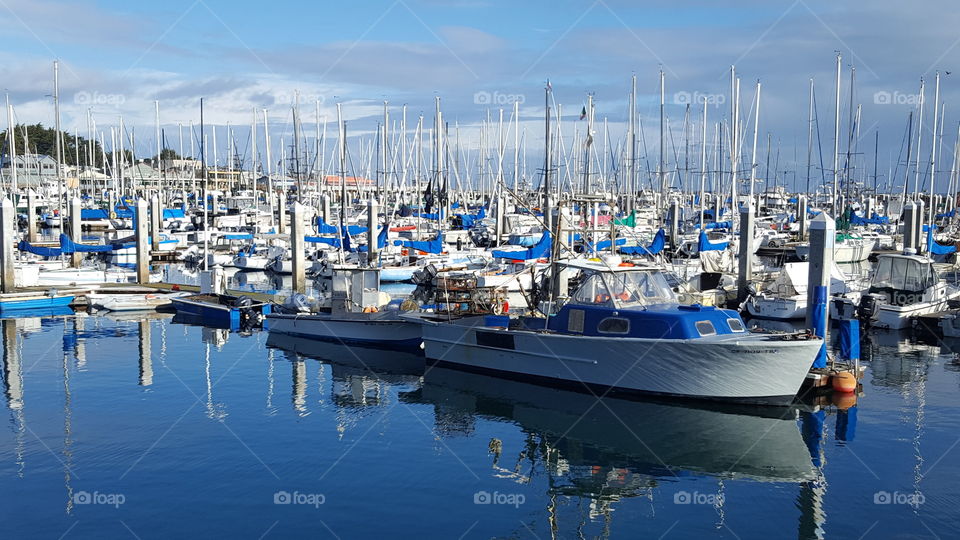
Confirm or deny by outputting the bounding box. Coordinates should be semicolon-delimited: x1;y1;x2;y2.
528;303;746;339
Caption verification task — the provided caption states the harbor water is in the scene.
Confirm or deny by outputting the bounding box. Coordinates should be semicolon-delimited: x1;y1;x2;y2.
2;310;959;538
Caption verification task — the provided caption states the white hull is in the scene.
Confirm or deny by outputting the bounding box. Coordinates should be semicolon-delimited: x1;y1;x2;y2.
746;295;806;320
233;256;270;270
874;300;949;330
417;319;820;403
87;292;183;311
267;313;422;347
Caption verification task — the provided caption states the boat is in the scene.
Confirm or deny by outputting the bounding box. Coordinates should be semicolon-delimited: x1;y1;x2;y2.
0;289;76;314
266;266;422;350
86;291;186;311
169;268;272;328
843;250;960;329
409;258;823;404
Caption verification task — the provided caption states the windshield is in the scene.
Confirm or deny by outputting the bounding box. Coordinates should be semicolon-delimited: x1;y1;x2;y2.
570;269;677;307
872;257;936;292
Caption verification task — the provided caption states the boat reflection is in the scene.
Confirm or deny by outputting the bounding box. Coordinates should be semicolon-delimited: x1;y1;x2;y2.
403;367;816;484
266;333;424;419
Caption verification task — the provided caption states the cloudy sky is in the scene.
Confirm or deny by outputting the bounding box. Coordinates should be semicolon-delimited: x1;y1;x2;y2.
2;0;959;191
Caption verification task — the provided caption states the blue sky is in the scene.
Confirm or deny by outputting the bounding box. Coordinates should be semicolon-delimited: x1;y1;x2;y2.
2;0;959;191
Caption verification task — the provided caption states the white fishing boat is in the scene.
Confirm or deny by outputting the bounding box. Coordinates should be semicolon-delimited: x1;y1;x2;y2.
267;266;421;349
745;262;856;320
410;259;822;404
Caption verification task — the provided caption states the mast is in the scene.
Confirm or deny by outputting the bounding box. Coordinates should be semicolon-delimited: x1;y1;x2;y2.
628;74;637;213
53;60;64;219
263;109;274;229
6;94;17;195
200;98;209;271
928;71;940;226
659;69;665;213
914;78;925;199
698;98;707;230
832;52;841;213
748;80;761;200
543;80;553;236
806;78;814;195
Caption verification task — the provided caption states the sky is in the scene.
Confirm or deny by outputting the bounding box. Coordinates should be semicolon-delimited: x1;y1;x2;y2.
2;0;960;192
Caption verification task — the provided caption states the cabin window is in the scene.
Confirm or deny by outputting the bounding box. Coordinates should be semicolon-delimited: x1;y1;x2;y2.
727;318;745;332
695;320;717;336
567;309;585;333
598;317;630;334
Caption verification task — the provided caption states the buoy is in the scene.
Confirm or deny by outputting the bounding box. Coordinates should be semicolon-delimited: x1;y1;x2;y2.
831;371;857;393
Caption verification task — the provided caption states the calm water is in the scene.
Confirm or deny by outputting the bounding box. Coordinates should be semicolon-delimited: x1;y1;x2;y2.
1;311;959;539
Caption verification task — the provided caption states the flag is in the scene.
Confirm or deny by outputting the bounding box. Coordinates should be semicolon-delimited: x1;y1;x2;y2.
579;106;587;120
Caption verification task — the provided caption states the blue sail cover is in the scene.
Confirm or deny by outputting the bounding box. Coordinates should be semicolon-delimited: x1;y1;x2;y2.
81;208;109;220
223;233;254;240
163;208;186;219
18;240;61;257
586;237;627;252
114;205;134;219
357;227;389;253
937;209;956;219
619;229;666;255
697;231;729;252
59;234;115;253
851;212;890;225
305;236;342;248
492;230;551;260
315;217;367;236
399;232;443;254
927;227;957;255
700;220;733;230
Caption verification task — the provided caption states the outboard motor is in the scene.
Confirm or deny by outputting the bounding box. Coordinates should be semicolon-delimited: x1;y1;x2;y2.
412;264;438;286
857;293;881;324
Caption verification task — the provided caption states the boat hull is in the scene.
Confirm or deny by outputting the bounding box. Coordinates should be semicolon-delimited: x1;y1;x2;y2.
418;320;819;404
266;313;422;350
0;294;75;314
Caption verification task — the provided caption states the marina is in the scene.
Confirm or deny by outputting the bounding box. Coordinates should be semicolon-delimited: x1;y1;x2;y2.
3;0;960;538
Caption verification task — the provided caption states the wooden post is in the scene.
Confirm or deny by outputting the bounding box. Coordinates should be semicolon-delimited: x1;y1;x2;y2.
135;198;149;284
290;202;305;294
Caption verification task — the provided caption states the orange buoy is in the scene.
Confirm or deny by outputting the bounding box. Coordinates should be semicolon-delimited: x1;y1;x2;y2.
831;371;857;393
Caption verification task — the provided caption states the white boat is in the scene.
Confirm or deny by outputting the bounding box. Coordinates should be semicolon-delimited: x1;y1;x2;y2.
86;291;186;311
845;251;960;329
267;266;421;349
411;259;822;404
746;262;855;320
795;233;871;263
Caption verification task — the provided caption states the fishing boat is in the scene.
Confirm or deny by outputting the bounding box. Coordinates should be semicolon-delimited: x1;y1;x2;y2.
0;289;75;314
410;258;822;404
266;266;421;350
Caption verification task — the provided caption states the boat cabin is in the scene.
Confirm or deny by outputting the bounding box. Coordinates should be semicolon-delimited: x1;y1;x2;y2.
868;253;944;306
534;260;748;339
327;266;383;313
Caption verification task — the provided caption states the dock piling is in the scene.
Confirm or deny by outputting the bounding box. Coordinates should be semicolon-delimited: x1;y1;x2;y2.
798;195;808;240
367;197;379;265
736;202;755;303
1;198;15;293
903;200;917;251
70;197;82;267
805;212;835;332
150;194;161;252
277;191;286;235
291;202;306;294
135;198;149;284
26;189;37;242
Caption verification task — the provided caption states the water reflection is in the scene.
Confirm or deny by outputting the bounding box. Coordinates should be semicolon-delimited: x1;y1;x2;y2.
2;318;26;478
266;334;424;426
411;367;814;475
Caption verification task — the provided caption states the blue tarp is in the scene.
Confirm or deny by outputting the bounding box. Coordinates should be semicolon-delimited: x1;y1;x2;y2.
163;208;186;219
59;234;115;253
619;229;666;256
700;220;733;230
18;240;61;257
697;231;729;252
81;208;109;220
223;233;254;240
398;232;443;254
927;226;957;255
492;230;551;260
851;212;890;225
316;217;367;236
586;237;627;252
